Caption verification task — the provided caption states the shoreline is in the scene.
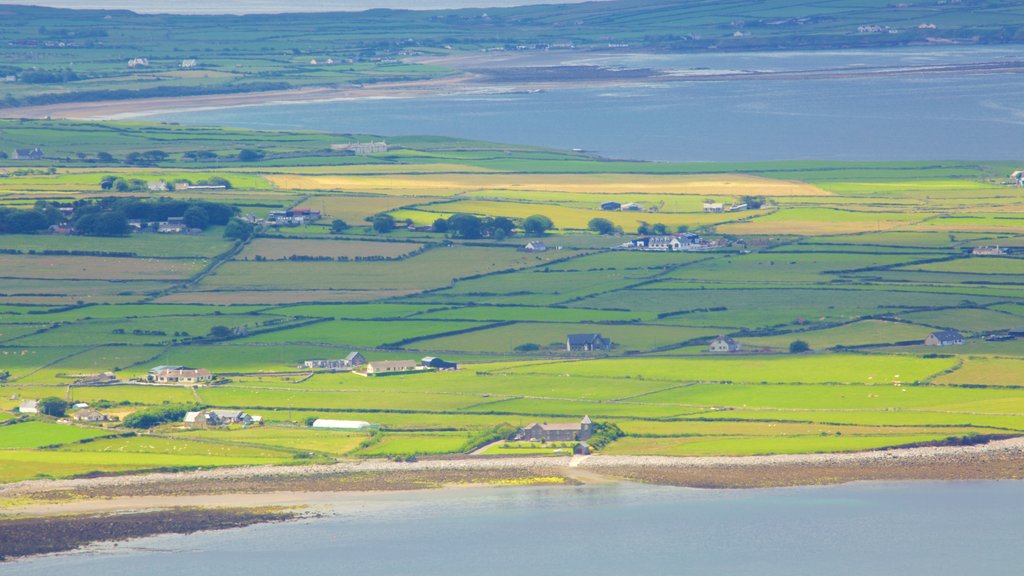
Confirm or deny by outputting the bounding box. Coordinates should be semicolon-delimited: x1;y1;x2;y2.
2;438;1023;561
1;58;1020;122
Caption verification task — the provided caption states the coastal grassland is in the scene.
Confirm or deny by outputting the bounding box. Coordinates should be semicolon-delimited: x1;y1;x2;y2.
0;421;117;449
56;435;300;459
0;232;233;259
0;254;205;281
180;426;368;456
719;208;930;235
195;246;577;292
239;318;491;348
934;357;1024;387
498;355;958;384
409;322;714;354
237;238;424;260
737;320;932;351
352;433;469;457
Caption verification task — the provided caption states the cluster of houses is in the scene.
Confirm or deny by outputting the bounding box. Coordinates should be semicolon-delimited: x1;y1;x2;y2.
971;246;1011;256
266;208;322;226
600;201;646;212
11;148;44;160
147;366;214;385
128;215;201;235
356;357;459;376
17;400;116;423
127;58;196;69
303;352;366;371
703;201;748;213
617;232;710;252
330;141;389;156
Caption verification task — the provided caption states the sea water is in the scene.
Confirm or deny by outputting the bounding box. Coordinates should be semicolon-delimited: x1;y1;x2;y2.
5;481;1024;575
145;47;1024;162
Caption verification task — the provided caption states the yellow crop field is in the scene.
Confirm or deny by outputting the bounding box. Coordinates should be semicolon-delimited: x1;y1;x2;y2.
265;173;828;197
293;194;447;223
718;207;927;235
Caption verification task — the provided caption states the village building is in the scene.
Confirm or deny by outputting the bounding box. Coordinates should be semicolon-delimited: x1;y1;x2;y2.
364;360;419;375
421;356;458;370
703;202;724;213
184;409;253;428
312;419;372;430
18;400;38;414
73;409;109;423
303;351;366;371
709;335;742;353
12;148;44;160
514;416;593;442
600;201;621;211
620;202;643;211
924;330;965;347
972;246;1008;256
180;58;197;69
1011;170;1023;187
128;57;149;68
148;366;213;384
267;208;322;226
566;333;612;352
618;232;706;252
523;241;548;252
330;141;388;155
73;372;118;386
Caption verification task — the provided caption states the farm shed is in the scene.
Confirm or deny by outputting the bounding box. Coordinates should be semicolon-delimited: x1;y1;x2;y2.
312;419;372;430
421;356;458;370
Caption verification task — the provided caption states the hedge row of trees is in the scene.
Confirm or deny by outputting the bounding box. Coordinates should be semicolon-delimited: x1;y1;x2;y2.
368;212;555;238
68;197;239;236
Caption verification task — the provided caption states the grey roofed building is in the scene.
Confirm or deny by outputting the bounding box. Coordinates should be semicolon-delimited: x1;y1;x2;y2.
566;333;612;352
421;356;458;370
12;148;44;160
924;330;965;346
514;416;594;442
345;351;367;366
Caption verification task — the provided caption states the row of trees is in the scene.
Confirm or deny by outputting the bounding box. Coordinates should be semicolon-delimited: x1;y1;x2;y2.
100;175;232;192
587;217;689;236
366;212;555;237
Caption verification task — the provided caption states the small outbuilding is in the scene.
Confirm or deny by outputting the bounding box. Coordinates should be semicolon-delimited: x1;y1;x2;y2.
18;400;38;414
364;360;418;375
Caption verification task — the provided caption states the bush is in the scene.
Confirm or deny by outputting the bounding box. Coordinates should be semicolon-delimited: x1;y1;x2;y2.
123;404;196;429
238;149;265;162
588;217;615;235
224;218;254;241
587;422;624;451
37;397;68;417
514;343;541;352
789;340;810;353
460;423;518;453
372;214;395;234
523;214;553;236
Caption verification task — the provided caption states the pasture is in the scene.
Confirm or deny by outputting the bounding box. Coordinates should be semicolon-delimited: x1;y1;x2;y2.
1;120;1023;478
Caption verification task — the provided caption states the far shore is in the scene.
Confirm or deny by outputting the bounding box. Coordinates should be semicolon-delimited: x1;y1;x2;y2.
2;438;1023;561
1;56;1019;122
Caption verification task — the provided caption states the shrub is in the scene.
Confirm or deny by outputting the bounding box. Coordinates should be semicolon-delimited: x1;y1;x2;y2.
789;340;811;353
123;404;196;429
37;397;68;417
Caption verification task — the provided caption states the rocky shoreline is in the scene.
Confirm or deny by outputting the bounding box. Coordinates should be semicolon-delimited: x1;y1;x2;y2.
2;439;1023;562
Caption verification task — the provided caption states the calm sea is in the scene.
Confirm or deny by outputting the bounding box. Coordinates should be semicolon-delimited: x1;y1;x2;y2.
6;481;1024;575
144;47;1024;162
4;0;598;13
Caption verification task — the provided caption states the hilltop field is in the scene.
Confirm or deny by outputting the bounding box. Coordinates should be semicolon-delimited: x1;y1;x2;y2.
1;119;1023;483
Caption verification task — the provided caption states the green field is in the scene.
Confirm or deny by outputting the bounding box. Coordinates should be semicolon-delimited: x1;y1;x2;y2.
0;120;1022;482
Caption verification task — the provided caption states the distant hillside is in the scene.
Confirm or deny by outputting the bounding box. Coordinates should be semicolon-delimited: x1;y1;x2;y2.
0;0;1022;107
